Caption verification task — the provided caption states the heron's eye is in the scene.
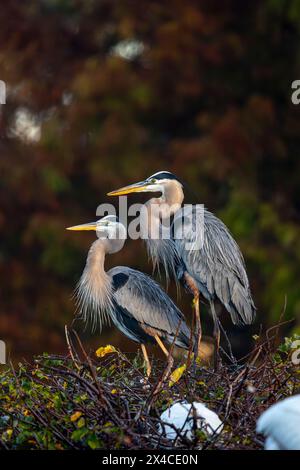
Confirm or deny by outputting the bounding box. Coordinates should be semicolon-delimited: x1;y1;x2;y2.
149;178;157;184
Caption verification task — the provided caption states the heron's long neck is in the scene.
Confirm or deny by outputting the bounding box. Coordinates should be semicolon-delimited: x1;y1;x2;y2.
85;239;111;293
142;181;184;232
143;187;183;282
76;239;113;330
162;181;184;211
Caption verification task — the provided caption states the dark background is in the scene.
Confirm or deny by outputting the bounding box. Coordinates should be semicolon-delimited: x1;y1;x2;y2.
1;0;300;362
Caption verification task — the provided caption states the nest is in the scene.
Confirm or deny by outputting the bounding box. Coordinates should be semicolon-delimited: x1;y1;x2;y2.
0;325;299;450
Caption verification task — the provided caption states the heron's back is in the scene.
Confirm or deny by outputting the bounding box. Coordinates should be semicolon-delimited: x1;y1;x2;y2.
175;208;256;325
108;266;191;348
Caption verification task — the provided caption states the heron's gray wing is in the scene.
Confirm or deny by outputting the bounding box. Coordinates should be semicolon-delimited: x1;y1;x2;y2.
109;301;156;345
108;266;190;348
175;207;256;324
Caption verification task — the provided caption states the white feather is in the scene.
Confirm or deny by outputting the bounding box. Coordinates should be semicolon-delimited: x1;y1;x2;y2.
265;436;280;450
256;395;300;450
159;401;223;441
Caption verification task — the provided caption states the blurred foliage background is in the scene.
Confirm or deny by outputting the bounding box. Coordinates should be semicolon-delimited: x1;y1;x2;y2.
1;0;300;361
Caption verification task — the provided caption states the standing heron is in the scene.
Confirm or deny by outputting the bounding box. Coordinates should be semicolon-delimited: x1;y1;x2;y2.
67;215;191;376
108;171;256;361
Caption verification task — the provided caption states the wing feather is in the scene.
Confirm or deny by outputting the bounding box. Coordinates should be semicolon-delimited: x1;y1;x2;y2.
108;266;190;348
175;208;256;324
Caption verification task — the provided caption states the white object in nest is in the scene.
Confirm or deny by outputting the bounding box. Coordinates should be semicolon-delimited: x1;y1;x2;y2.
256;395;300;450
159;401;223;441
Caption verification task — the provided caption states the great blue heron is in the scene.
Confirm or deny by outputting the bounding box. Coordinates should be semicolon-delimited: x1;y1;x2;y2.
67;214;191;376
108;171;256;361
256;395;300;450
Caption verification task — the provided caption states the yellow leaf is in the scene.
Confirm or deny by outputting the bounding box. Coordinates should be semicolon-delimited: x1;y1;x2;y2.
95;345;117;358
70;411;82;422
197;380;206;386
169;364;187;387
111;389;117;395
6;429;13;438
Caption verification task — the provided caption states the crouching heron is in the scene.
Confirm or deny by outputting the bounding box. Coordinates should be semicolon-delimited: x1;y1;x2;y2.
67;215;191;376
108;171;256;362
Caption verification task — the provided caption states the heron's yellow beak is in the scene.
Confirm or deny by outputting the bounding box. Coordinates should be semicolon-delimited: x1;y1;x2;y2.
66;222;97;231
107;181;149;196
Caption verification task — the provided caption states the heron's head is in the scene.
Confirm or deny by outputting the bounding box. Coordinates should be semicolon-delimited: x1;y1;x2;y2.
107;171;184;206
67;215;126;253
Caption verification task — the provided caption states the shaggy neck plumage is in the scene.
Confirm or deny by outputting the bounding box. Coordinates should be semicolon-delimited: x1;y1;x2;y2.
75;239;114;331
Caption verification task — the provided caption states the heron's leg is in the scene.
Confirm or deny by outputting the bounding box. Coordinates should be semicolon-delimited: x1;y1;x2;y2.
154;335;174;372
183;272;202;359
141;344;151;377
193;292;202;359
210;301;220;369
154;335;170;357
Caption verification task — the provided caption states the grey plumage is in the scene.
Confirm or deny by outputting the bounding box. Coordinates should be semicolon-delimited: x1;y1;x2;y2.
68;215;191;353
143;206;256;326
146;237;180;285
108;171;256;345
109;266;190;348
174;207;256;325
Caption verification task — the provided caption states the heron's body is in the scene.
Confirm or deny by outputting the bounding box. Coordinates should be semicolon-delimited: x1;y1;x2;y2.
256;395;300;450
68;216;191;375
108;171;256;359
146;205;255;325
108;266;190;349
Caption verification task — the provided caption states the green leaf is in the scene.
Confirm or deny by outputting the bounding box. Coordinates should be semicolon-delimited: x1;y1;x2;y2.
77;417;85;428
87;435;101;449
71;428;88;442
